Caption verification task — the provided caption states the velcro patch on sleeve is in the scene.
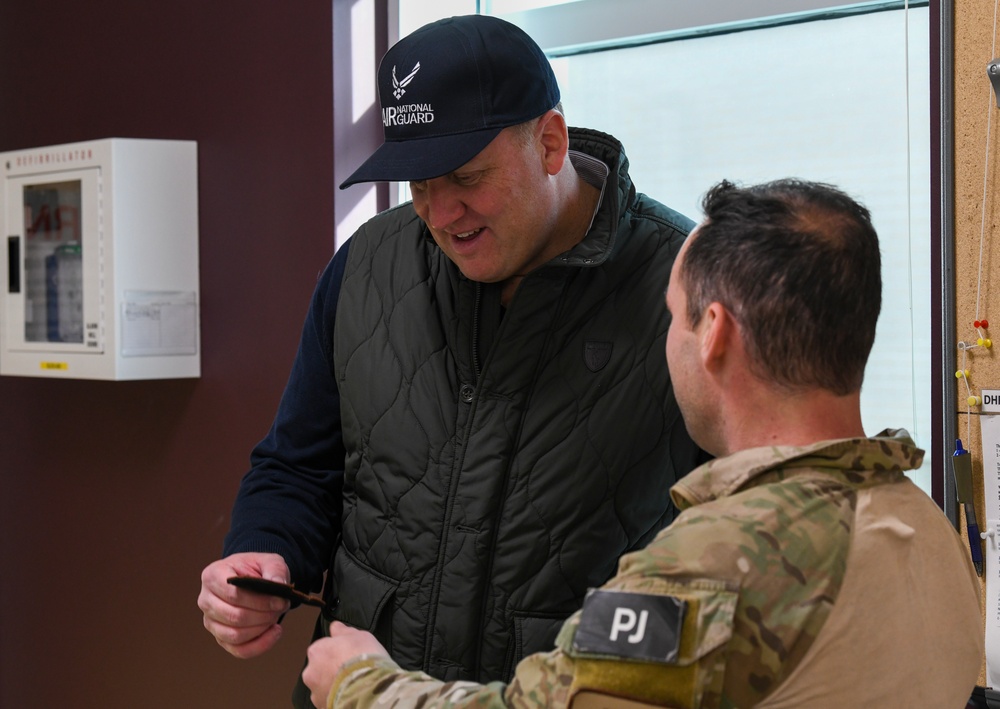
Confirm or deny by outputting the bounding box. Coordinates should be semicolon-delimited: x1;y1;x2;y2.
570;690;674;709
572;589;686;663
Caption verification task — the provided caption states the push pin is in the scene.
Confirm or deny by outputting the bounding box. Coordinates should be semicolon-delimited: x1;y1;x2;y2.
969;395;983;406
977;337;994;348
974;319;990;329
956;369;971;379
983;520;999;541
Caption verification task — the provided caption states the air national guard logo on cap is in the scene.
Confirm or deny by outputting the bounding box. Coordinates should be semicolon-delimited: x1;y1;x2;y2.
385;60;434;126
572;589;687;663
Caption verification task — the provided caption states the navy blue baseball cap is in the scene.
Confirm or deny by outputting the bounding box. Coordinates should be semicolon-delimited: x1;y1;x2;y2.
339;14;561;189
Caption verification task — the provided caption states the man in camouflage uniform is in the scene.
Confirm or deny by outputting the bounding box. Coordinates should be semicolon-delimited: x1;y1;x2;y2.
302;178;984;708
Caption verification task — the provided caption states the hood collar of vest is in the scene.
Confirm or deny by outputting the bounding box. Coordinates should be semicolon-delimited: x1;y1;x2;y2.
553;127;633;269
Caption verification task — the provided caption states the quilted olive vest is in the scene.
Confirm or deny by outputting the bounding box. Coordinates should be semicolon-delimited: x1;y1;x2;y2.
329;128;699;683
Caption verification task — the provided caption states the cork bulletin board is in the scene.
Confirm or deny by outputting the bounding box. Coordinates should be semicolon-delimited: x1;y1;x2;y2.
954;0;1000;687
954;4;1000;430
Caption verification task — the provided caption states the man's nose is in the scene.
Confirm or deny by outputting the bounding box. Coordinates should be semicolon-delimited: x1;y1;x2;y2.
421;180;465;230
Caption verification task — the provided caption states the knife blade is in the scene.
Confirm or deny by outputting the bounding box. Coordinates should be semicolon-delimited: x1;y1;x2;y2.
227;576;327;609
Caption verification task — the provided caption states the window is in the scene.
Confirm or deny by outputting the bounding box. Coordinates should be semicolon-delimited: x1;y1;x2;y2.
390;0;933;494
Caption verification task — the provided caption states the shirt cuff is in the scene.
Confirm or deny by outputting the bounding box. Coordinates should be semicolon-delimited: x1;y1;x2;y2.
328;655;401;709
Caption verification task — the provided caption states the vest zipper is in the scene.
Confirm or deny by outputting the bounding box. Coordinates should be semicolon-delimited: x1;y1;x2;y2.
472;282;482;380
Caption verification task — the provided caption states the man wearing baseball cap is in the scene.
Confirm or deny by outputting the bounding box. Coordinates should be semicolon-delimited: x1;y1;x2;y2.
198;14;701;707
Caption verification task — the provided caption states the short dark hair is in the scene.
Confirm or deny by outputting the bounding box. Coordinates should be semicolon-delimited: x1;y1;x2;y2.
682;178;882;395
510;102;566;146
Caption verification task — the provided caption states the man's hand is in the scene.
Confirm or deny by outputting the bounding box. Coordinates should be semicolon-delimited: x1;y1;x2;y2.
197;552;291;658
303;622;389;708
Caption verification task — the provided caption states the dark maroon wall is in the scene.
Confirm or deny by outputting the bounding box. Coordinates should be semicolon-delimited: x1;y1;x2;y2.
0;1;337;706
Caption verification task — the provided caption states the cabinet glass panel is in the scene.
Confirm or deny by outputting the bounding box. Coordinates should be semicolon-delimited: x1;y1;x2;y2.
22;180;84;344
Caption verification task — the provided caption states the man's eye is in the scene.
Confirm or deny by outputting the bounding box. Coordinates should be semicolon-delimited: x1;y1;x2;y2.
453;173;479;186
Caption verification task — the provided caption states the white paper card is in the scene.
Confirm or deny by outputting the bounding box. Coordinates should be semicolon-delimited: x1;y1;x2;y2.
121;290;198;357
980;390;1000;687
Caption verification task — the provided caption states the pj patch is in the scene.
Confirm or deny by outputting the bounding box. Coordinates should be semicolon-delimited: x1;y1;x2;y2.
572;589;687;663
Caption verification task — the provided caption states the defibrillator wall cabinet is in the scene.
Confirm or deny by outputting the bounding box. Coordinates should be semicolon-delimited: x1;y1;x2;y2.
1;138;199;379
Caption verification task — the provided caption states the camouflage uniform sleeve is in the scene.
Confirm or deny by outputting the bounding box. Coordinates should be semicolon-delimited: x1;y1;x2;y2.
328;649;576;709
328;576;737;709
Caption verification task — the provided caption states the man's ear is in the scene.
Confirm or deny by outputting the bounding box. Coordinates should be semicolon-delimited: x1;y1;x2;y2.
699;302;736;372
537;109;569;175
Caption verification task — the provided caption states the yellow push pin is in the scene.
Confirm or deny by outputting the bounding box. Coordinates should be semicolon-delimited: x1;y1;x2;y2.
956;369;971;379
969;395;983;406
987;339;993;349
978;338;985;347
